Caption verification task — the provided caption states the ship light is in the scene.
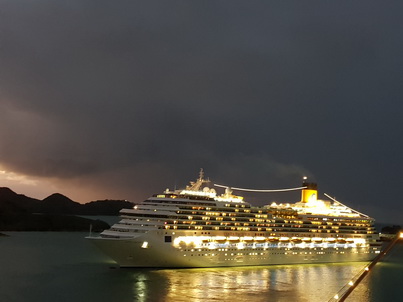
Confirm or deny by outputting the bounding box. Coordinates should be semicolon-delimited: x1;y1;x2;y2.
173;236;209;249
228;236;240;241
348;281;354;286
237;243;245;249
241;236;254;241
400;232;403;239
141;241;149;249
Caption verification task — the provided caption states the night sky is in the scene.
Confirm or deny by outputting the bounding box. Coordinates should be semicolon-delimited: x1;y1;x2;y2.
1;1;402;223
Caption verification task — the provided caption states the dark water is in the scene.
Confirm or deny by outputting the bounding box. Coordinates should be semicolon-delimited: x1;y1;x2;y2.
0;232;402;302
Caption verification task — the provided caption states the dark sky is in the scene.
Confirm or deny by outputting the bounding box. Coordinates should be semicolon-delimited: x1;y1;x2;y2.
1;1;402;223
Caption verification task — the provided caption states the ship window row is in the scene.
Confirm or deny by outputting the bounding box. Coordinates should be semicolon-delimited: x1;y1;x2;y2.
175;209;270;218
109;228;146;233
146;199;214;206
139;204;302;220
179;215;334;225
163;218;371;232
167;205;295;217
181;249;360;257
163;224;373;234
152;194;216;202
310;221;371;227
121;213;171;219
175;214;270;222
307;217;372;224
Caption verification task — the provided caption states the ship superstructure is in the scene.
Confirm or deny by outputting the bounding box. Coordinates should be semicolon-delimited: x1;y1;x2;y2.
88;170;381;267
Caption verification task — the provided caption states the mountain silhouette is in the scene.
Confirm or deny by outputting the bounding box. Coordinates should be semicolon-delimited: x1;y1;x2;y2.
0;187;39;214
0;187;133;231
0;187;133;215
39;193;81;214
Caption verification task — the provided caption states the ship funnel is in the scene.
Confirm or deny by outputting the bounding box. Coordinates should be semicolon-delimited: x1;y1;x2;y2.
301;179;318;203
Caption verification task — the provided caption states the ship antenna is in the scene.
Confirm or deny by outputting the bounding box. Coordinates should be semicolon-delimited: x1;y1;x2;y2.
186;168;210;191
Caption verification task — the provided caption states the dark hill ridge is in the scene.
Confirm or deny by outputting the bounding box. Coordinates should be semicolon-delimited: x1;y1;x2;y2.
0;187;39;213
39;193;81;214
0;187;133;215
81;200;134;215
0;187;134;231
43;193;76;204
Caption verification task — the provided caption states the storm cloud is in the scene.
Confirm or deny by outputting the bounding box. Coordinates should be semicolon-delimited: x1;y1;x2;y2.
1;1;403;223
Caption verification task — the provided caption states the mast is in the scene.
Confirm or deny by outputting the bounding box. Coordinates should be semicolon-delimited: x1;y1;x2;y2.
186;168;210;191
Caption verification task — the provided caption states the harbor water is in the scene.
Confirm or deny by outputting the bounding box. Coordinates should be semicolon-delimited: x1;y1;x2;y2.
1;232;402;302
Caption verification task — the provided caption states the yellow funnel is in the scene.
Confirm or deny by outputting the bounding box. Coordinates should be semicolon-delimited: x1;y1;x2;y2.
301;182;318;203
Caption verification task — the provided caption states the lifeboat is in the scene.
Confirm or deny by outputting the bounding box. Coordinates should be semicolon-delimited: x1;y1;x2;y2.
268;237;279;242
279;237;290;243
241;236;254;242
228;236;240;243
312;237;323;243
302;237;311;243
214;236;227;243
336;238;346;244
291;237;302;243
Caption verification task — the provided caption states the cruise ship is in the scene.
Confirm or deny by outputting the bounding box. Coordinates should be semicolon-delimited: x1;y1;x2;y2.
88;170;381;267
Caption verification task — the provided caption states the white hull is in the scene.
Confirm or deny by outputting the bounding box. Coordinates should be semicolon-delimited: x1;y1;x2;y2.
88;231;379;268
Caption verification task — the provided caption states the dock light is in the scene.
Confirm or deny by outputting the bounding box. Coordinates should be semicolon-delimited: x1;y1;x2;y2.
334;294;339;299
365;267;369;271
399;232;403;239
141;241;149;249
348;281;354;286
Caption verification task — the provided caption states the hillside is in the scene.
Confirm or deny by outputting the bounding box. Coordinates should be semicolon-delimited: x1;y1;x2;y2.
0;187;40;213
0;187;133;215
0;187;134;231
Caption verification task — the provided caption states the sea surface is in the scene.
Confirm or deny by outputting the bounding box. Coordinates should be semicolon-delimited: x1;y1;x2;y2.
1;231;402;302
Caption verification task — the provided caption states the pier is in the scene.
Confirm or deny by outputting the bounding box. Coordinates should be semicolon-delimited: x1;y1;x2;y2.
329;232;403;302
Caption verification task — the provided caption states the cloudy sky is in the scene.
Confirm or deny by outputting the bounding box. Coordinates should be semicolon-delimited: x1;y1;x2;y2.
1;1;402;223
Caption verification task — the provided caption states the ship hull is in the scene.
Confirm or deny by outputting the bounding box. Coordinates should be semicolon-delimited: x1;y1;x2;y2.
88;232;379;268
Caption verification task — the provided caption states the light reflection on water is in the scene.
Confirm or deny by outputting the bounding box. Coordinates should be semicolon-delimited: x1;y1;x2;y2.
128;263;365;302
1;232;402;302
